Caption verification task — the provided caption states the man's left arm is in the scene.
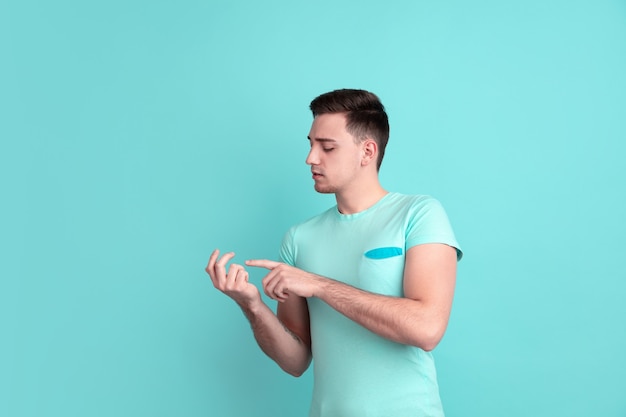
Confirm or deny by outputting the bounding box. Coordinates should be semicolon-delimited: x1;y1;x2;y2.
246;242;457;351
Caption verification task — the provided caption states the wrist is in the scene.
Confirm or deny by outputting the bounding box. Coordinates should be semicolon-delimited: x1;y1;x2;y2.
311;274;331;298
235;293;264;314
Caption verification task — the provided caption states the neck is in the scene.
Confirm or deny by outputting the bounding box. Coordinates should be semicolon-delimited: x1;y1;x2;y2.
335;179;387;215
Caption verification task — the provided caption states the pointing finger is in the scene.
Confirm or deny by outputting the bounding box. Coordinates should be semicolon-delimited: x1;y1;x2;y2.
245;259;281;270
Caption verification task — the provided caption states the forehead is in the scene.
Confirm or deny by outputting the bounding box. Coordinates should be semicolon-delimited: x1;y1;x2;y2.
308;113;352;141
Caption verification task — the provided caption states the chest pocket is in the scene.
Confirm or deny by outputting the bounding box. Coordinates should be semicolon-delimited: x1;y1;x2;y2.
359;246;405;296
364;246;403;259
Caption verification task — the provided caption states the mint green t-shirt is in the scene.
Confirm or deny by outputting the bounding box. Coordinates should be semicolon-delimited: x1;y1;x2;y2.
279;193;462;417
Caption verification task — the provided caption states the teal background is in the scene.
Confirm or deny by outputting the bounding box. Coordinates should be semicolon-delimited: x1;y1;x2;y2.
2;0;625;416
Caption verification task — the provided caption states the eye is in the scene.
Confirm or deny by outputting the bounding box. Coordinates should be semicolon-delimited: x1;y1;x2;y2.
323;147;334;152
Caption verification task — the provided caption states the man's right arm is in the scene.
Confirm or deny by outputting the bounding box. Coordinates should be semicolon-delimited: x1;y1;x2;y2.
241;295;311;377
206;249;311;377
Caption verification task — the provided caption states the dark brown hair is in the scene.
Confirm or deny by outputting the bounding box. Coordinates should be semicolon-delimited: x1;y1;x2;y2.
310;89;389;170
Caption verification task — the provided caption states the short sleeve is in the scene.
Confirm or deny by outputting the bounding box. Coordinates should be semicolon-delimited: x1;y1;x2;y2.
278;227;297;266
405;197;463;260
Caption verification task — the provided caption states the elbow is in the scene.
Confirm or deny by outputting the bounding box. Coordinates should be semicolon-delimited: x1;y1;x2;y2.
285;367;306;378
281;363;309;378
409;324;446;352
279;353;312;378
410;334;439;352
420;325;445;351
419;338;440;352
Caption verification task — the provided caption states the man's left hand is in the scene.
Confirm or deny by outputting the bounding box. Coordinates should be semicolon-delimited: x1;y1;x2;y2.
245;259;326;302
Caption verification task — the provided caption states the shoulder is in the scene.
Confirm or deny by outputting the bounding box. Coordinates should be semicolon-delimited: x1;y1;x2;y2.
382;193;451;233
280;206;336;246
287;206;337;233
279;206;336;265
384;192;443;213
391;193;462;260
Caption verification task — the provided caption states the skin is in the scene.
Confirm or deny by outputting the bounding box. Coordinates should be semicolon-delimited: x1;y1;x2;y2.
206;113;457;377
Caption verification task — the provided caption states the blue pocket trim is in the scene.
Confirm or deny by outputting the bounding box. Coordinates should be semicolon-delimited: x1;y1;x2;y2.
364;247;403;259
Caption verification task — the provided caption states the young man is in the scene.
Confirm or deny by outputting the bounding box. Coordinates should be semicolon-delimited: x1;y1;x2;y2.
206;89;462;417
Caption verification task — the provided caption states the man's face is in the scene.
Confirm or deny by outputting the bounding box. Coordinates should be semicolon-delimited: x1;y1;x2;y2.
306;113;363;194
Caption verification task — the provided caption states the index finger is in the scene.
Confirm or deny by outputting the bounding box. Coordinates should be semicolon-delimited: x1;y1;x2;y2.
206;249;221;276
245;259;281;270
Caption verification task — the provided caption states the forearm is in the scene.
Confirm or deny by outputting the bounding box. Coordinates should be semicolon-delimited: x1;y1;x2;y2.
316;279;447;351
238;299;312;376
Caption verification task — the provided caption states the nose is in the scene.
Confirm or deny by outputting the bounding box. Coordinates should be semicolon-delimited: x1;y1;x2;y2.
306;147;318;166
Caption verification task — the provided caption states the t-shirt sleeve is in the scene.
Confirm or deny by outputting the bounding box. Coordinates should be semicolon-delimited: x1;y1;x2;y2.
405;196;463;260
278;227;297;266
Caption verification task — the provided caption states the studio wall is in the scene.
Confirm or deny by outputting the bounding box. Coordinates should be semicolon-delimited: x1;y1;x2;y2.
2;1;625;416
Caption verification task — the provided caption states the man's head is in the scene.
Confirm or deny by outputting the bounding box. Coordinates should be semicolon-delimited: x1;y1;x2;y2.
309;89;389;171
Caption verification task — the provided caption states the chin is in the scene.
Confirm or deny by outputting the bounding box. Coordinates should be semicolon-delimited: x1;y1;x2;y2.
314;183;336;194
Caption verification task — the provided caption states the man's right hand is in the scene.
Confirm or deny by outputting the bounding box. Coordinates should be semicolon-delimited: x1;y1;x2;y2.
206;249;261;306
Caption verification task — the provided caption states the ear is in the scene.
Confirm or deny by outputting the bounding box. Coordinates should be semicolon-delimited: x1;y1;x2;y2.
361;139;378;167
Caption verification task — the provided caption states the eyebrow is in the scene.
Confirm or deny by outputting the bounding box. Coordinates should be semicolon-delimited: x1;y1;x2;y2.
307;136;337;143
